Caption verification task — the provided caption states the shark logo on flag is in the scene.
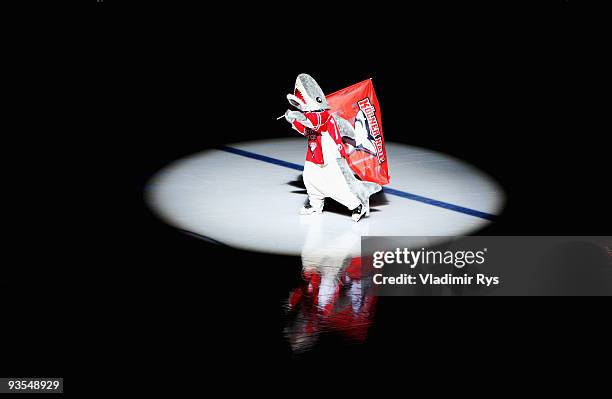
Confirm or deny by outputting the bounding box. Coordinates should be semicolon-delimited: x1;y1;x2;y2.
327;79;390;185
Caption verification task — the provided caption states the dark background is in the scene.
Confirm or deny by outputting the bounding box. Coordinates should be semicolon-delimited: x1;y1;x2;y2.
3;1;608;390
126;4;605;237
121;2;608;368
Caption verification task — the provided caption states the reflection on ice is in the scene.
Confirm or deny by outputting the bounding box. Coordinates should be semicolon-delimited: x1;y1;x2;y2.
283;216;377;353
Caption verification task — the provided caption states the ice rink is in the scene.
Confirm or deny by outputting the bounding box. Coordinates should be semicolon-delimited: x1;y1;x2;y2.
147;138;505;257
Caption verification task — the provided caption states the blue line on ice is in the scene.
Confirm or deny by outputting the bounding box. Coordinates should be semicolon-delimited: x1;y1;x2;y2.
219;146;496;221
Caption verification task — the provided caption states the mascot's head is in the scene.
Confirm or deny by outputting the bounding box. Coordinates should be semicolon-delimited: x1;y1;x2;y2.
287;73;330;112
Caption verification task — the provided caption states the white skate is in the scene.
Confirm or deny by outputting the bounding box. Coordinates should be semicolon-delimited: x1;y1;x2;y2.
351;201;370;222
300;203;323;215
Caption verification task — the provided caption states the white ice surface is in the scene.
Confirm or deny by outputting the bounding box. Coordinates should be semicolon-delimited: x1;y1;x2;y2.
147;138;505;257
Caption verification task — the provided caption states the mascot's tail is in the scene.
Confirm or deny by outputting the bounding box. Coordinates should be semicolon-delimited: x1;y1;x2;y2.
337;158;382;207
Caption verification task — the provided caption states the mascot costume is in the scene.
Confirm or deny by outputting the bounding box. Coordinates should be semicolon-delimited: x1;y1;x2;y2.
284;73;387;222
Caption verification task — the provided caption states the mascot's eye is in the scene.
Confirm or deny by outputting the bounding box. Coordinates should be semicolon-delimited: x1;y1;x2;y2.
316;97;322;103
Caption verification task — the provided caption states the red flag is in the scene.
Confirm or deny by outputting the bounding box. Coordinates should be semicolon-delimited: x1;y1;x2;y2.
326;79;390;185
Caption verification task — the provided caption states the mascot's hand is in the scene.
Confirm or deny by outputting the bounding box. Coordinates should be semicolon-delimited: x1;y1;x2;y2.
285;110;305;123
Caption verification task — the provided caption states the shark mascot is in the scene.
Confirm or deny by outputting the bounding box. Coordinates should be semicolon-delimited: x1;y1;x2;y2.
284;74;382;222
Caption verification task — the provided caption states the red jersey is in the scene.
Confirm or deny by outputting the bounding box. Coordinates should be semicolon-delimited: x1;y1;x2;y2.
290;110;347;165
